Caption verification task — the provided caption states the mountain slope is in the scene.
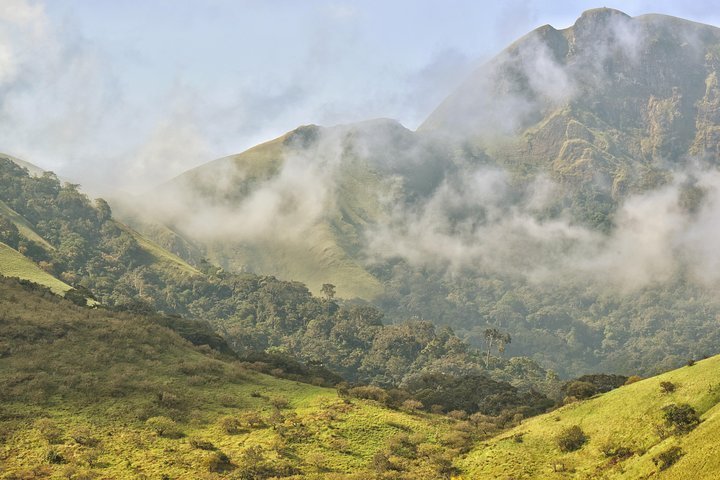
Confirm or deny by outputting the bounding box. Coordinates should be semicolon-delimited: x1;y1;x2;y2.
0;277;461;479
458;354;720;479
0;242;71;295
422;9;720;194
123;120;427;299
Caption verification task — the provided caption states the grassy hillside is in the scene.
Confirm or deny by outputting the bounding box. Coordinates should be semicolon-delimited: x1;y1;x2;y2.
0;200;54;251
458;355;720;479
123;123;406;299
0;242;71;295
115;221;199;275
0;277;460;479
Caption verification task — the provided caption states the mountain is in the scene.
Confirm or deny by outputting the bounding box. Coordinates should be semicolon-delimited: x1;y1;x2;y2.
121;118;439;300
422;8;720;194
118;9;720;378
0;156;551;394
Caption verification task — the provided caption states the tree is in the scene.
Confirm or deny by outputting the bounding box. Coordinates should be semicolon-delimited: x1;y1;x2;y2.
483;328;511;367
321;283;336;301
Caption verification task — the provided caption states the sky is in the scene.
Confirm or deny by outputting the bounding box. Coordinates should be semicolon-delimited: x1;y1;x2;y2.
1;0;719;194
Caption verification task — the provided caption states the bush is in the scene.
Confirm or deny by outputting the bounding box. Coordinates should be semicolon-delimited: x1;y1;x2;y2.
45;448;65;464
563;381;597;399
70;427;99;447
624;375;642;385
348;385;389;404
203;451;233;473
653;446;684;470
269;396;290;410
189;437;216;450
660;381;676;394
600;441;632;459
662;404;700;434
556;425;587;452
401;399;423;412
145;416;180;437
219;416;243;434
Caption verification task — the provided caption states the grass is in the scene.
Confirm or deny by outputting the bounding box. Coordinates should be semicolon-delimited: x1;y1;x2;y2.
0;200;54;251
0;242;71;295
0;277;455;479
114;221;200;275
457;355;720;479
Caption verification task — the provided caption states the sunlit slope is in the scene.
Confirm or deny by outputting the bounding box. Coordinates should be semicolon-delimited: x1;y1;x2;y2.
0;199;54;250
0;242;71;295
114;221;200;275
0;278;454;479
126;122;414;299
458;355;720;479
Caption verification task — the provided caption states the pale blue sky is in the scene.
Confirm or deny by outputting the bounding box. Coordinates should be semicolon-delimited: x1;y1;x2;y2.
2;1;719;192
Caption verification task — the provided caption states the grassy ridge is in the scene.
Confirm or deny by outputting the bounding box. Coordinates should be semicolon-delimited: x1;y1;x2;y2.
458;355;720;479
0;242;71;295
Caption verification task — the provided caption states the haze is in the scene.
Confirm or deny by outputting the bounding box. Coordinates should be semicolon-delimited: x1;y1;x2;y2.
0;0;718;193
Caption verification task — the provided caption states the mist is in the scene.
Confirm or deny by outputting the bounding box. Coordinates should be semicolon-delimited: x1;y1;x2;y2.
110;7;720;299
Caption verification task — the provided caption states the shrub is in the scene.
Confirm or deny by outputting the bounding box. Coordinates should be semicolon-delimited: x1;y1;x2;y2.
401;399;423;412
348;385;390;403
439;431;473;452
653;446;684;470
624;375;642;385
219;416;242;434
660;381;676;394
563;381;597;399
70;427;99;447
45;448;65;464
203;451;233;473
662;404;700;434
189;437;216;450
556;425;587;452
371;451;396;473
447;410;468;420
145;416;180;437
600;441;633;459
687;359;696;367
269;396;290;410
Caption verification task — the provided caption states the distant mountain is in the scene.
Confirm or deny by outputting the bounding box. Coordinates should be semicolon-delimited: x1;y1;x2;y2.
422;8;720;194
116;9;720;378
123;118;441;299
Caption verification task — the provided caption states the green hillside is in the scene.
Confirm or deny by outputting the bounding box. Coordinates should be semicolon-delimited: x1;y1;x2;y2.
458;355;720;479
123;121;412;300
0;200;54;250
0;242;71;295
0;277;460;479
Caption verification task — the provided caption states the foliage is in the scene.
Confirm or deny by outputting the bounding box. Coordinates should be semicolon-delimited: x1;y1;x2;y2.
662;404;700;434
556;425;588;452
653;445;684;471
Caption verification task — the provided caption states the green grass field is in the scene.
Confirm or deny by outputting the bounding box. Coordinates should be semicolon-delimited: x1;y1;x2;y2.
0;242;71;295
458;355;720;479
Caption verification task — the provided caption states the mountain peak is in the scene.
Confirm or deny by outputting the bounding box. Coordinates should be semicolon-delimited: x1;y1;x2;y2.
574;7;631;26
